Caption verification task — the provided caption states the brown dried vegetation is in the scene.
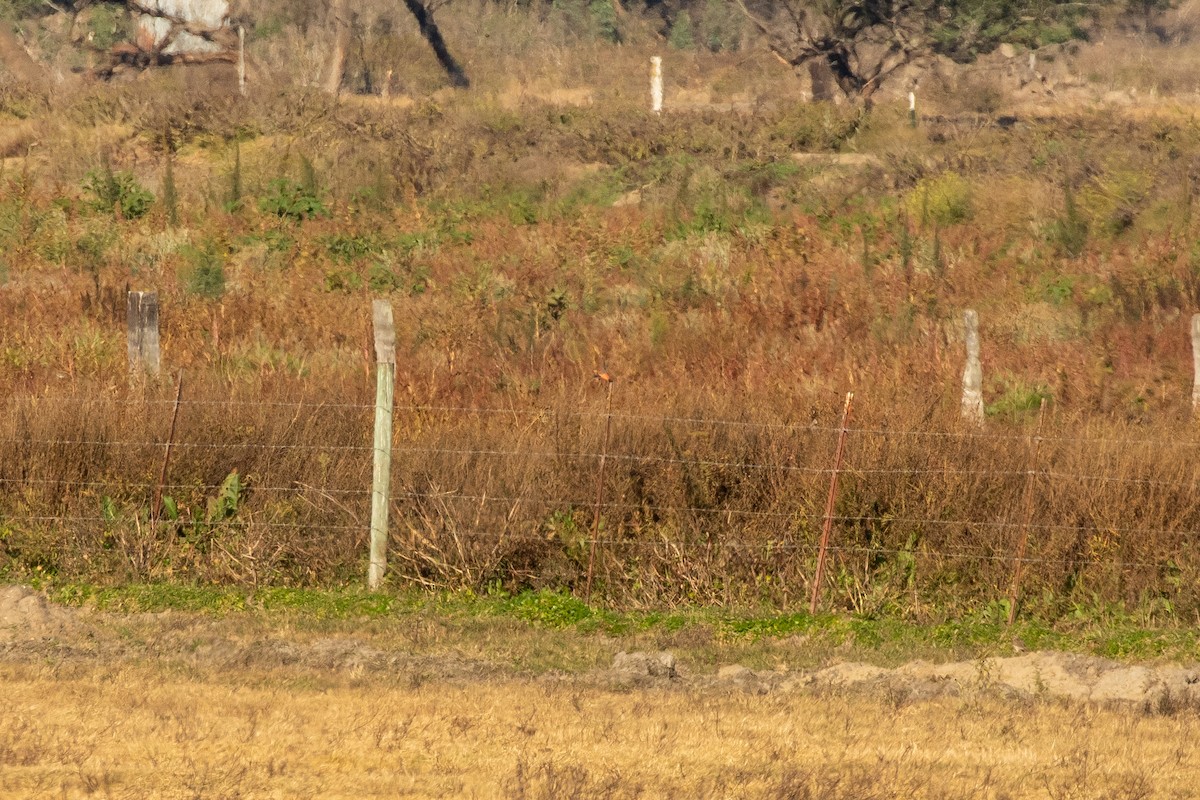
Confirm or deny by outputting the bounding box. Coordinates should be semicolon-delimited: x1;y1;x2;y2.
4;46;1200;620
3;657;1200;799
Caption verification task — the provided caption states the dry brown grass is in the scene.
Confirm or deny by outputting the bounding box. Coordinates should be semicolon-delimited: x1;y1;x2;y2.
10;376;1200;619
1;659;1198;799
8;50;1200;618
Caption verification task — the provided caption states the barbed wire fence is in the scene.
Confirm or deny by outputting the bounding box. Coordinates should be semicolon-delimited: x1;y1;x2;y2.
4;298;1200;617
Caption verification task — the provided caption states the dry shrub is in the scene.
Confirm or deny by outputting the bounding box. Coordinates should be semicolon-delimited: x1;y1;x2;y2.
927;69;1009;115
5;371;1200;621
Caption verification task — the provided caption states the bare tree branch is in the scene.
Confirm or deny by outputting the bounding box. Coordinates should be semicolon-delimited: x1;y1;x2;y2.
125;0;234;47
401;0;469;88
735;0;932;98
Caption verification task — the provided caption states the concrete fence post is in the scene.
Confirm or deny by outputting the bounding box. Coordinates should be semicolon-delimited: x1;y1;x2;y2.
126;291;160;377
962;310;985;425
1192;314;1200;414
651;56;663;114
369;299;396;591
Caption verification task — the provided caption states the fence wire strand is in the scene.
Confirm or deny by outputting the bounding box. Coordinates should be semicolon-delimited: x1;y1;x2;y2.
5;397;1200;585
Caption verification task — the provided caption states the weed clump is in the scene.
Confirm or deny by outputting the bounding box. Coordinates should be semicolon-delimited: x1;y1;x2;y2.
82;162;154;220
180;240;226;300
1051;186;1089;257
259;178;328;221
906;172;973;227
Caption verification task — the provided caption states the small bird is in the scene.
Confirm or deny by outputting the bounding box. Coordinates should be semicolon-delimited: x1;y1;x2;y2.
593;370;613;384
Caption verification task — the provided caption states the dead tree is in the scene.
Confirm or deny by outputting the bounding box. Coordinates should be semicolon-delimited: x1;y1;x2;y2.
0;1;237;80
402;0;469;88
736;0;929;100
325;0;351;93
324;0;469;94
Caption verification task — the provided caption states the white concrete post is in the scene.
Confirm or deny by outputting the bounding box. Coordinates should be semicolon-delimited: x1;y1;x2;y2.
651;56;663;114
962;309;984;425
1191;314;1200;414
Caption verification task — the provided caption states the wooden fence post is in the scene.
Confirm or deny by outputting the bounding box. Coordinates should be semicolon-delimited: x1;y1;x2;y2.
238;26;247;97
126;291;160;376
651;56;663;114
962;309;984;425
369;300;396;591
1191;314;1200;414
810;391;853;615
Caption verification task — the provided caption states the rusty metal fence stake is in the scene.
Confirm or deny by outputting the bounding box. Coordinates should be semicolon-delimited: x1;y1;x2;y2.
810;392;854;615
1007;399;1047;626
150;372;183;524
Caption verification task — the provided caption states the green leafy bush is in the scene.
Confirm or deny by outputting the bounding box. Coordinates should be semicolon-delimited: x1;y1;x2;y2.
668;11;695;50
180;240;226;300
905;172;973;227
700;0;744;52
986;381;1052;420
588;0;620;43
258;178;329;222
82;166;154;220
323;233;383;263
86;3;129;50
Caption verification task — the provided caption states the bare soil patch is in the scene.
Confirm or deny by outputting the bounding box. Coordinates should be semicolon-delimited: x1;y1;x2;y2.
2;585;1197;709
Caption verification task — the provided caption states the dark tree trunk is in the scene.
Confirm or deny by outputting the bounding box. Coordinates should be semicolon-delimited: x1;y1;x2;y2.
326;0;350;94
401;0;469;89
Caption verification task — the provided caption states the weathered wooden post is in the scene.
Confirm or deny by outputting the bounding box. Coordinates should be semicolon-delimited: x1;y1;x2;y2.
369;300;396;591
126;291;160;376
238;26;247;97
1191;314;1200;414
651;56;663;114
962;310;984;425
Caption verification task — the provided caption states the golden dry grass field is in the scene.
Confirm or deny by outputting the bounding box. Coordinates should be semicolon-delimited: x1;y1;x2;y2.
3;585;1200;800
5;659;1200;799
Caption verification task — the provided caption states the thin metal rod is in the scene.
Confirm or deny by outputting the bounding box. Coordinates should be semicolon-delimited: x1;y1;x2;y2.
585;373;614;602
151;372;184;524
1008;399;1047;626
810;391;854;615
